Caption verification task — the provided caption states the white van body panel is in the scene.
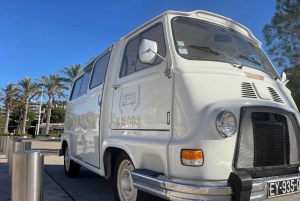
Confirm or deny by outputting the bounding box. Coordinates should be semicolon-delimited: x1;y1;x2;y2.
62;10;300;200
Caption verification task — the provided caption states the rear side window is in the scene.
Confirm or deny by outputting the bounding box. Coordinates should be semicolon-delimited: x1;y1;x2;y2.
120;23;166;77
90;51;111;89
78;69;91;96
70;76;83;100
70;70;92;100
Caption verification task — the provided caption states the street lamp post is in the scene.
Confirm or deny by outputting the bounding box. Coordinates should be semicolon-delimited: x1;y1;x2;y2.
36;87;43;136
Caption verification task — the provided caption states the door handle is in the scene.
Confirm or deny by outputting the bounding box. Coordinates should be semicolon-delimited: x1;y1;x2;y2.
98;95;102;106
111;85;120;90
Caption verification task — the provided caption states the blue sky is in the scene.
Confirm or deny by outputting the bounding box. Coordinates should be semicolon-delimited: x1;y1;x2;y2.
0;0;278;92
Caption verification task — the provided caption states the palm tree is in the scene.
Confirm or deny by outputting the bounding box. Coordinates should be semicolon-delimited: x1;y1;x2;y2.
0;93;3;133
37;74;68;134
53;99;68;109
0;84;19;133
17;76;39;134
86;57;95;65
59;64;82;86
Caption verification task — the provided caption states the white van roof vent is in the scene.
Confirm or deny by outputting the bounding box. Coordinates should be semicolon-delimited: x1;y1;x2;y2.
267;87;284;104
241;82;257;99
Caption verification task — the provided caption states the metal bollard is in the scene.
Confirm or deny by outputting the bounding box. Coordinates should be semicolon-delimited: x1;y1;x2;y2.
8;140;31;176
7;139;21;166
0;136;3;152
5;137;12;158
2;137;7;154
4;137;9;154
12;150;44;201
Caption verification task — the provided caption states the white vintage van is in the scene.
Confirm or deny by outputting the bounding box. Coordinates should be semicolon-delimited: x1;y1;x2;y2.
60;10;300;201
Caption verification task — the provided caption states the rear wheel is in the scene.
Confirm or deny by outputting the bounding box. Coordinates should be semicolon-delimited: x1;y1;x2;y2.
64;143;81;177
113;152;150;201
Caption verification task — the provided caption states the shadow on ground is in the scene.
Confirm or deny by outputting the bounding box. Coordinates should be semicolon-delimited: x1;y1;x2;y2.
44;165;115;201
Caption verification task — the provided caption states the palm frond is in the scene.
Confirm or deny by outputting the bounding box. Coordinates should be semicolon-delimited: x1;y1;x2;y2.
59;64;82;85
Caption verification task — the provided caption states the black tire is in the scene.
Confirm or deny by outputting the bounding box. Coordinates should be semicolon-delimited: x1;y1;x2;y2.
113;152;151;201
64;143;81;177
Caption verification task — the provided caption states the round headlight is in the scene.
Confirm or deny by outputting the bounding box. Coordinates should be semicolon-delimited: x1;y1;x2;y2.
216;111;237;137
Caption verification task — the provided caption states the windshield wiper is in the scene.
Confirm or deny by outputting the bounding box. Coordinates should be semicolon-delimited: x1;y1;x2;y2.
189;45;220;55
239;55;261;66
189;45;243;69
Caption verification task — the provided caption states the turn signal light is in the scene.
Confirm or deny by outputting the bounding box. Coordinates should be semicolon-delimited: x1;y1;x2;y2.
181;149;203;166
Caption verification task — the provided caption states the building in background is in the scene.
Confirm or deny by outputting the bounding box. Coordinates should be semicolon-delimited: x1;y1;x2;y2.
0;101;43;121
0;106;5;117
29;101;44;121
38;123;64;135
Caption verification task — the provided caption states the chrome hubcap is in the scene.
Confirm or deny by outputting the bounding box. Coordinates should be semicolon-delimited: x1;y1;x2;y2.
117;159;137;201
64;147;70;171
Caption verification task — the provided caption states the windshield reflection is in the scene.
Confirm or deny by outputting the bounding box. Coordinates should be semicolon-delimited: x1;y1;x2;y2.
172;17;278;78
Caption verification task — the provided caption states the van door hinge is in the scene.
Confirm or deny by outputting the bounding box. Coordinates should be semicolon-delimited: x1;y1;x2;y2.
167;112;170;124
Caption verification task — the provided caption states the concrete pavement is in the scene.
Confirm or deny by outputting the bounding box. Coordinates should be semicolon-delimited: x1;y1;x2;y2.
2;139;300;201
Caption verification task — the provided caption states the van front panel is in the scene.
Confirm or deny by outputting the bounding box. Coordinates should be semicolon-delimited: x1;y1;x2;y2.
165;13;300;180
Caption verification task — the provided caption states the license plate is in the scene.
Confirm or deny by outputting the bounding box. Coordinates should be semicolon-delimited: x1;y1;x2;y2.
268;178;300;198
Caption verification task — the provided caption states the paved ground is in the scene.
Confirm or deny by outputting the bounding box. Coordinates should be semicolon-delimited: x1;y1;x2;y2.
0;139;72;201
2;139;300;201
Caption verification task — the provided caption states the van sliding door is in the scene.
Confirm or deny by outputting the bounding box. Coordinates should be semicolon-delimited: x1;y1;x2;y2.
81;49;112;168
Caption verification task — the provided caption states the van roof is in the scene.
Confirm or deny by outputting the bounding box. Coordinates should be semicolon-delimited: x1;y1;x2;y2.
119;10;261;46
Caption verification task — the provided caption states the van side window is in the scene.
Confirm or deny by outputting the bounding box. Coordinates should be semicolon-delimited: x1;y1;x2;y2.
120;37;140;77
137;24;166;70
120;23;166;77
78;69;92;96
90;51;111;89
70;76;83;100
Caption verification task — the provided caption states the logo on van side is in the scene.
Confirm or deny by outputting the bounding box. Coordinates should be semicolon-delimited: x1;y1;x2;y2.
122;92;136;107
117;116;141;127
118;85;141;114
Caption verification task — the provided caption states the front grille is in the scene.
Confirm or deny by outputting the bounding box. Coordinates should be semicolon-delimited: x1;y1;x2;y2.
235;107;300;177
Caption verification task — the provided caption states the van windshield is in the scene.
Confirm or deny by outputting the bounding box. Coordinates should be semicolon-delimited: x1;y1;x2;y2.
172;17;279;78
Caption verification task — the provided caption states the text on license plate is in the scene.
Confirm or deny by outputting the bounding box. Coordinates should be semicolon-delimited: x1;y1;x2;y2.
268;178;300;198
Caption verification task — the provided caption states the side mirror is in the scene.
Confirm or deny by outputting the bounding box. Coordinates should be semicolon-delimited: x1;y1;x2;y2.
138;39;158;64
281;71;289;84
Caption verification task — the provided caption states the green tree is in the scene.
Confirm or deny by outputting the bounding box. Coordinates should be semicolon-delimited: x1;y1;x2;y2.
0;113;3;124
26;107;36;128
17;76;38;134
285;65;300;108
262;0;300;68
9;106;36;133
9;104;23;132
50;107;66;123
37;74;68;134
0;110;3;133
59;64;82;86
53;99;68;109
0;84;19;133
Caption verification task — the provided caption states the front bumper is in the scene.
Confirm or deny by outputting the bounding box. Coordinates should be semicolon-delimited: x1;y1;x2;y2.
132;170;300;201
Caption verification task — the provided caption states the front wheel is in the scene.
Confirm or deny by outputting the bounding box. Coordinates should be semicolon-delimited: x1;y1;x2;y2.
64;144;81;177
113;152;150;201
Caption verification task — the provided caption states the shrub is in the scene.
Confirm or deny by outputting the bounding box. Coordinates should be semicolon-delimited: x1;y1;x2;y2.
37;134;61;138
0;134;13;136
13;134;33;137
